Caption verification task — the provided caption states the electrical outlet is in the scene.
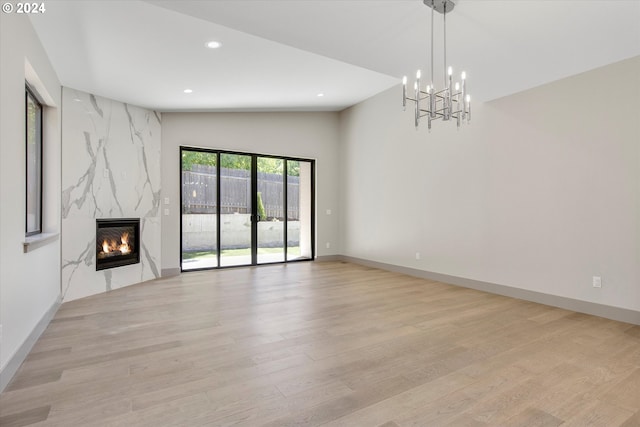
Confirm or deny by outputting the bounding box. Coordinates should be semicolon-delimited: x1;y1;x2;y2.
593;276;602;288
326;242;331;249
415;252;421;260
164;197;170;205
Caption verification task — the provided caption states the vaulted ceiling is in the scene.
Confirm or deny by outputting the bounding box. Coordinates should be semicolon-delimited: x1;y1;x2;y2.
29;0;640;112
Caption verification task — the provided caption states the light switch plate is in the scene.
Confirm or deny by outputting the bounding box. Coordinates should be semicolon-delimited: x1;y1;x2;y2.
593;276;602;288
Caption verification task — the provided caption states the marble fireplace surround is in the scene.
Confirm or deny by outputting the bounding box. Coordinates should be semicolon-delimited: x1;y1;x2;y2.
61;88;161;302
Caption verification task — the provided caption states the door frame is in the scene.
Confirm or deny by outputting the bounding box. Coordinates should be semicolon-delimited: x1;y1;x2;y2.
180;146;316;271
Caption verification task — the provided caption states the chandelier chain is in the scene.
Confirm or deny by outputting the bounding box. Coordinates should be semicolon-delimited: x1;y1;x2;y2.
430;1;434;86
443;1;449;119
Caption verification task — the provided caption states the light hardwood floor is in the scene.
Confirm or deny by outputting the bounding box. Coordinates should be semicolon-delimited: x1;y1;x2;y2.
1;261;638;426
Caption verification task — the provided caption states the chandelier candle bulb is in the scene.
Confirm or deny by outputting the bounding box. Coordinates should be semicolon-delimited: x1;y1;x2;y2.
466;94;471;121
461;76;467;119
430;84;436;118
416;73;421;121
402;76;407;108
447;67;453;120
414;81;420;128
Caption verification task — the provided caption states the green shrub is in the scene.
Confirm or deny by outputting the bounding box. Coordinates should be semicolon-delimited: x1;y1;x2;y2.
257;192;266;221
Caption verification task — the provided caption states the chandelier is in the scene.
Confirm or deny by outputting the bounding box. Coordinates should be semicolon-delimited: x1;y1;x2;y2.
402;0;471;130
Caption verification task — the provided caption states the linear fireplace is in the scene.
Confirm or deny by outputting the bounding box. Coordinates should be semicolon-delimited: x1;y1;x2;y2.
96;218;140;271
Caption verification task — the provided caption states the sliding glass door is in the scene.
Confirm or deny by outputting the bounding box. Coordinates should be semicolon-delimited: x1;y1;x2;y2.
287;160;313;260
220;153;253;267
181;150;218;270
257;157;285;264
181;148;314;271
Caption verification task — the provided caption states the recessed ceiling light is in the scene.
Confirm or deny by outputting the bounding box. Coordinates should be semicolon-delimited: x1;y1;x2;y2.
206;40;222;49
184;89;193;94
317;93;324;97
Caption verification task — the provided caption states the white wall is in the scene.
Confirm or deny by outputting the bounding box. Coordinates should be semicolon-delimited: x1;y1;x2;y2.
161;112;341;273
0;14;61;374
340;57;640;312
61;88;162;302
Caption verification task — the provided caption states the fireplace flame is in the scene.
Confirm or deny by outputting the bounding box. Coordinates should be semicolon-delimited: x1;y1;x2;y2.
99;232;132;257
119;232;130;254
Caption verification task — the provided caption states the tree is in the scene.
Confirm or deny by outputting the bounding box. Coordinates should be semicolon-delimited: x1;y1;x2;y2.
256;192;266;220
181;151;215;171
182;150;299;176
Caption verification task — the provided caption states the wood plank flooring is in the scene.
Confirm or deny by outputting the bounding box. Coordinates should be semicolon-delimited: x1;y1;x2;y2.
1;261;638;426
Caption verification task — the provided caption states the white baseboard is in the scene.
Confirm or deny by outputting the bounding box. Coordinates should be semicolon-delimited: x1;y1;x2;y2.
339;255;640;326
315;255;343;262
0;296;61;392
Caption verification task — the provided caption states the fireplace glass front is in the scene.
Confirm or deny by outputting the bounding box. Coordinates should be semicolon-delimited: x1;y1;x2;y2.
96;218;140;270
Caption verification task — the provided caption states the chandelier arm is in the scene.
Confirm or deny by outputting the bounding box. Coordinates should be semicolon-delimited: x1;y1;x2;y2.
417;108;436;117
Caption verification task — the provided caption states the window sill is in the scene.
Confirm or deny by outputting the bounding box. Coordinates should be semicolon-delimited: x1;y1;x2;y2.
23;232;59;253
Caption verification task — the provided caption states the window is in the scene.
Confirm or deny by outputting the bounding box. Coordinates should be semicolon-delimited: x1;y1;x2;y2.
25;84;43;236
180;148;315;270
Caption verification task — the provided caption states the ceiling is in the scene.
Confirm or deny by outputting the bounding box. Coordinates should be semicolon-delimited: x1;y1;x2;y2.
29;0;640;112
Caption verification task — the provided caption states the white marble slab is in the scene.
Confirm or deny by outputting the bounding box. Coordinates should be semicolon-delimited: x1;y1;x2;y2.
61;88;161;302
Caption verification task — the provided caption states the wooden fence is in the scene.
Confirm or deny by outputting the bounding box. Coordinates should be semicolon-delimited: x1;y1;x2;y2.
182;166;300;219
